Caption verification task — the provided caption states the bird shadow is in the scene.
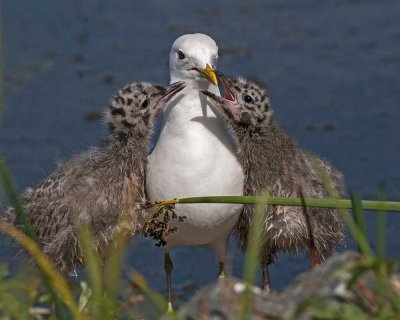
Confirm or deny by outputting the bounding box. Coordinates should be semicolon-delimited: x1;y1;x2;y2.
190;93;238;155
148;91;238;156
147;93;185;155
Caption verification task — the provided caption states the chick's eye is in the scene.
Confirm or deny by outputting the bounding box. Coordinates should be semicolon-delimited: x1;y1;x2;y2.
178;50;186;60
141;98;150;109
243;94;253;103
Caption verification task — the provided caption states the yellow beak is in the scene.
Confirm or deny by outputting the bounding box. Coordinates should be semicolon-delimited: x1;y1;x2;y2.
195;63;218;86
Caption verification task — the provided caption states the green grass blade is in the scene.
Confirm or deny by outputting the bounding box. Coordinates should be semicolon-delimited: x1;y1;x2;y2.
102;190;141;317
130;271;180;320
156;196;400;212
0;160;69;318
351;194;367;255
377;186;387;259
351;193;366;242
103;230;128;314
348;196;372;257
376;211;386;259
103;198;134;306
0;160;37;241
0;3;4;123
309;157;373;258
240;193;268;320
78;226;106;320
242;196;267;285
0;220;86;319
308;155;339;198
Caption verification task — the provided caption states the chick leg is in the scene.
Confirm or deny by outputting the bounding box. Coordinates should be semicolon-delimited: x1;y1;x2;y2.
261;264;271;294
261;254;273;293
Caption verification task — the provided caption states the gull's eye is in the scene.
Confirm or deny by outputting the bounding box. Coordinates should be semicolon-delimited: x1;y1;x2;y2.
141;98;150;109
243;94;253;103
178;50;186;60
211;56;217;68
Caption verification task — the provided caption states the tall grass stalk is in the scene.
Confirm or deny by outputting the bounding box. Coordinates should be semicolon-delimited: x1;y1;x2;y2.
104;229;129;303
155;196;400;212
130;271;181;320
314;159;400;317
240;194;268;320
0;220;85;319
103;197;134;305
349;196;372;257
351;193;367;251
377;186;387;259
312;157;373;257
0;11;69;318
309;156;338;198
78;226;108;320
0;3;4;123
0;160;36;241
0;160;70;318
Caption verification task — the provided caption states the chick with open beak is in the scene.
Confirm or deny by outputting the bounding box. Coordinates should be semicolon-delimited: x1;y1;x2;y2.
201;74;345;293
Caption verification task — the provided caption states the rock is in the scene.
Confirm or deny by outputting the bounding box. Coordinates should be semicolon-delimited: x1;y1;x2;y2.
169;251;399;320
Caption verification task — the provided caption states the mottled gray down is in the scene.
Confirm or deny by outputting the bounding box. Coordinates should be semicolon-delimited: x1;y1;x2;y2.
212;76;345;266
3;82;166;273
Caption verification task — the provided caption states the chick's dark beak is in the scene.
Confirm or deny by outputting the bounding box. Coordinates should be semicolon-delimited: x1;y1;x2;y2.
200;72;236;105
157;81;186;106
200;90;226;105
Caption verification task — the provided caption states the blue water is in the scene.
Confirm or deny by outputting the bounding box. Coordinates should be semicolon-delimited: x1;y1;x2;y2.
1;0;399;300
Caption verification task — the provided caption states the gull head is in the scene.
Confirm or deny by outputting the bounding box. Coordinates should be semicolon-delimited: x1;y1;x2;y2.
169;33;218;89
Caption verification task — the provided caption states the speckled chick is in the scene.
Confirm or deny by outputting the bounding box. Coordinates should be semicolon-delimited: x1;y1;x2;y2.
201;76;345;292
4;81;185;273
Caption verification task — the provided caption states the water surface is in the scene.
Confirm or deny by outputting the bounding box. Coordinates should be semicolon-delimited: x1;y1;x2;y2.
1;0;399;301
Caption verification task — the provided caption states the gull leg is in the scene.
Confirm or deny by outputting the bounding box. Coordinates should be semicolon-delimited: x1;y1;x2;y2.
164;251;174;313
213;237;228;280
218;261;225;279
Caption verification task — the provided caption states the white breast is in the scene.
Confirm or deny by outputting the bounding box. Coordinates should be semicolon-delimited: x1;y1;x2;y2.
146;86;244;249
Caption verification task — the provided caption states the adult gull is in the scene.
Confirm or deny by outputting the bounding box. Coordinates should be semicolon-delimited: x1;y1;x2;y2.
146;33;244;310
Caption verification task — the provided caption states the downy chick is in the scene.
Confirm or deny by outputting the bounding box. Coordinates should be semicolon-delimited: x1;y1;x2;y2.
4;81;185;273
201;76;344;292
